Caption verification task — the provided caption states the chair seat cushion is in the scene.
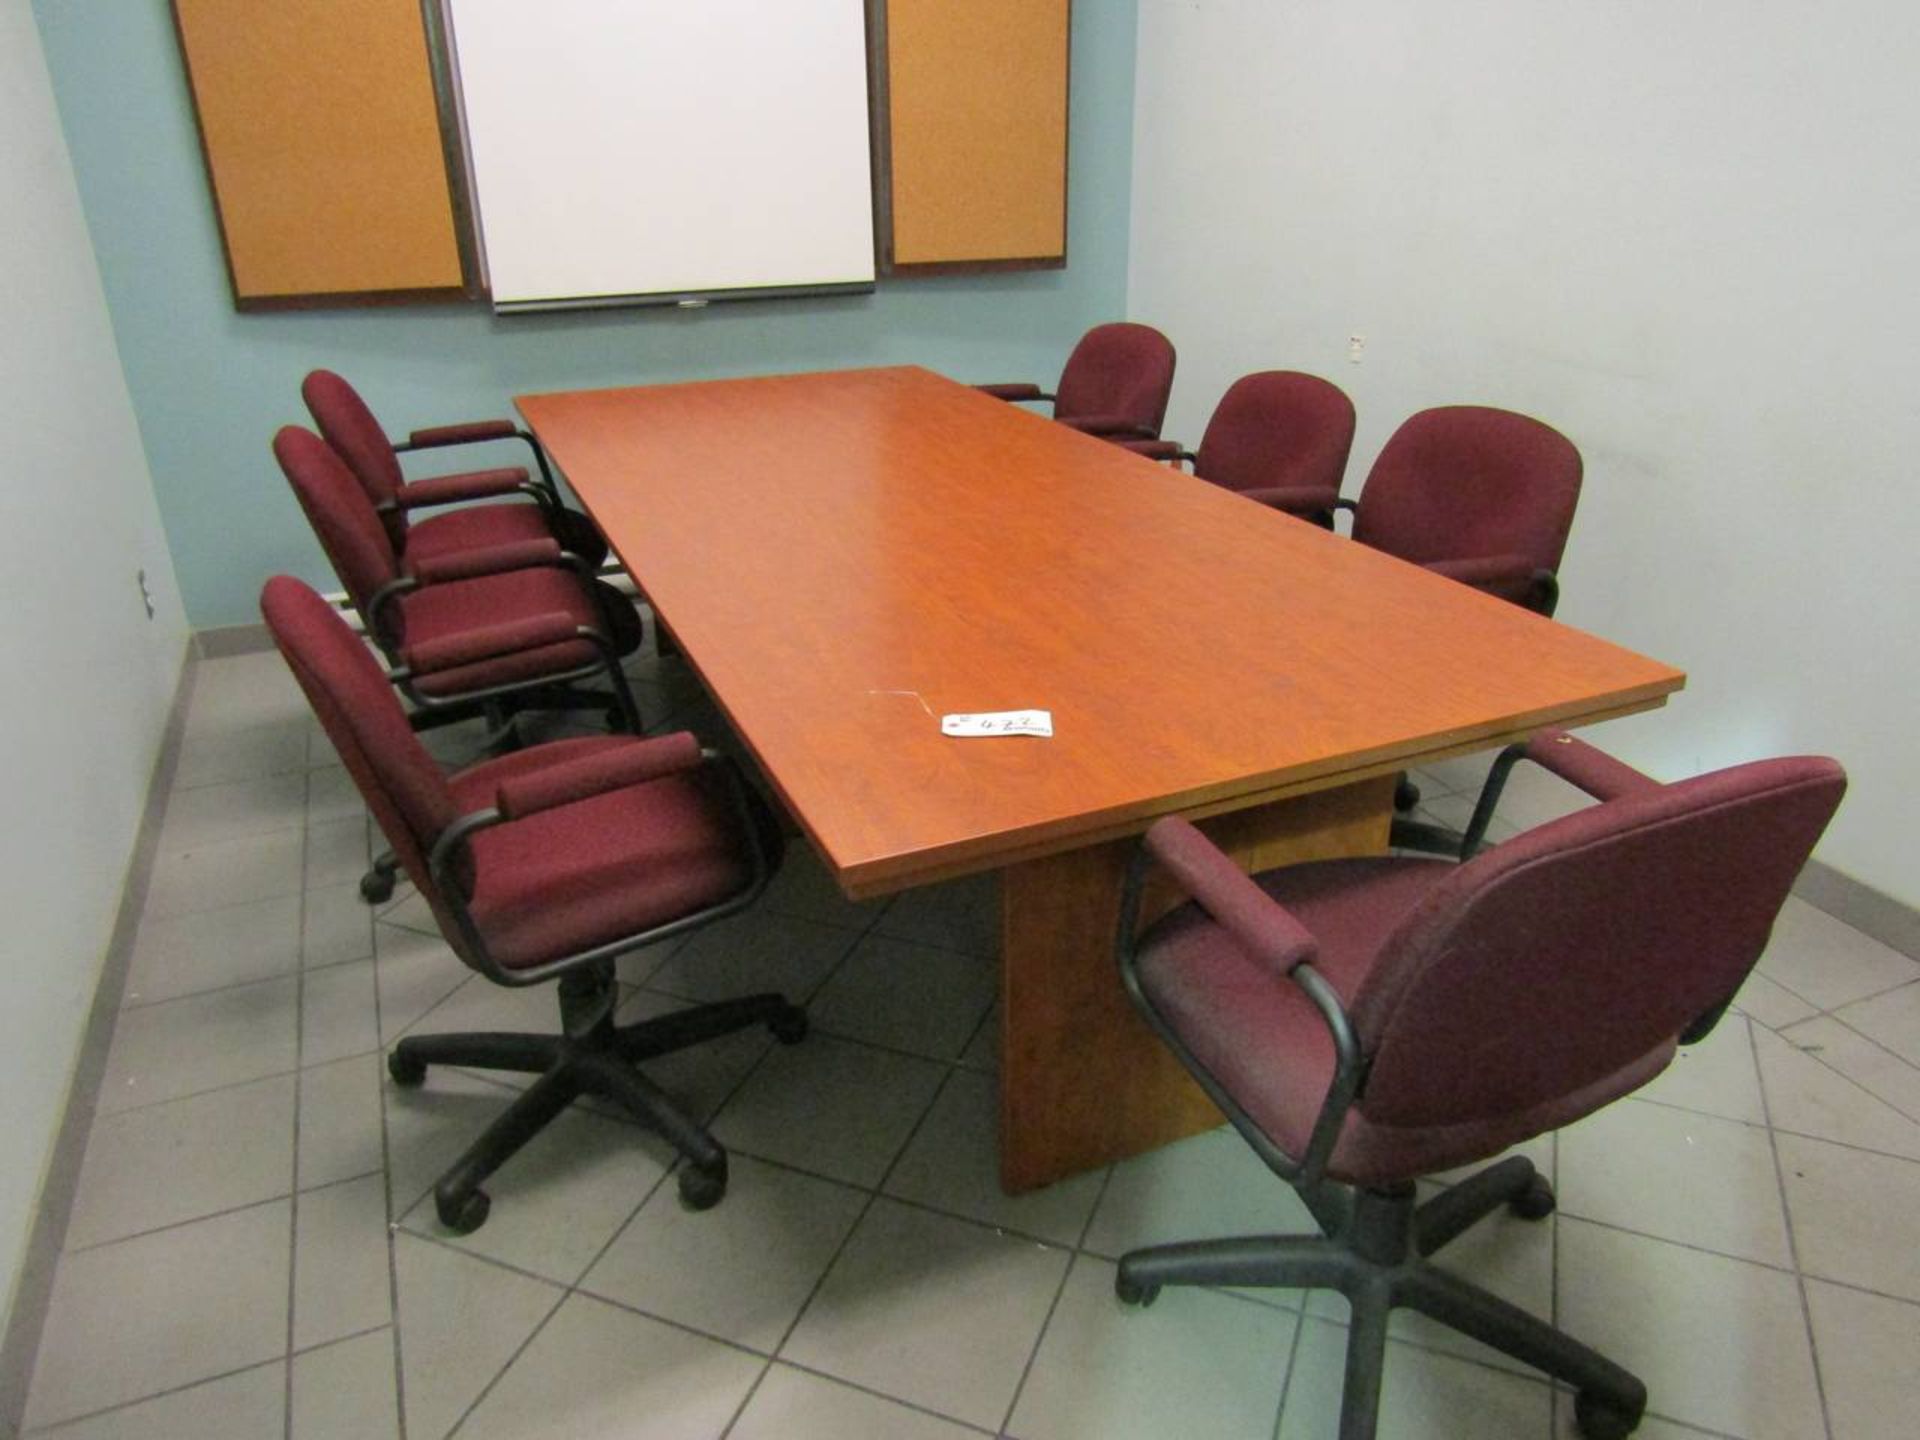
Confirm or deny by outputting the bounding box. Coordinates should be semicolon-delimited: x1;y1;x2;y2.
451;738;752;970
405;502;609;571
1135;854;1673;1187
400;567;639;698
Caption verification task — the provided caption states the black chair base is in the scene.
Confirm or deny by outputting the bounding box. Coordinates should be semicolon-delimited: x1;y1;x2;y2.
388;964;807;1233
1115;1156;1647;1440
404;680;639;741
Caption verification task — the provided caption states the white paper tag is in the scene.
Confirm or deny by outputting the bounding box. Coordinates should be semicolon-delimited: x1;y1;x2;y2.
941;709;1054;738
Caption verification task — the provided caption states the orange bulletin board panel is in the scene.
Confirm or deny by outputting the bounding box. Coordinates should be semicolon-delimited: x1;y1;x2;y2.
172;0;467;307
878;0;1070;273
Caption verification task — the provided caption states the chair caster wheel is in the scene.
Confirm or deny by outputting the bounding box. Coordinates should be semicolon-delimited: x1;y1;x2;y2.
1114;1272;1160;1307
769;1006;809;1045
436;1187;490;1235
388;1050;427;1088
360;869;396;904
1509;1174;1557;1221
1394;774;1421;812
1574;1388;1643;1439
678;1160;728;1211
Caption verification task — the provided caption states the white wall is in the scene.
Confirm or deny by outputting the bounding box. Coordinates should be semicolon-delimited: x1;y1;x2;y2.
1129;1;1920;904
0;0;188;1318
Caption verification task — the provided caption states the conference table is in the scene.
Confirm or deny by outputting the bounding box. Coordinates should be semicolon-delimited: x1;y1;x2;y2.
517;366;1684;1192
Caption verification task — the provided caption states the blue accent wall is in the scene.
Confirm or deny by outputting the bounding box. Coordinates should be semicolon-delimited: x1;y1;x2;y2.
34;2;1138;626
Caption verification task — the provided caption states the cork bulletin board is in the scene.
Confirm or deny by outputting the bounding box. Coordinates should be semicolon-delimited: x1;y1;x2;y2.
171;0;469;308
875;0;1070;274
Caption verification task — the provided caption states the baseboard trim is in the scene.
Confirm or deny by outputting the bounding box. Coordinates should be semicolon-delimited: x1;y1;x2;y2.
0;641;197;1437
1794;857;1920;964
192;621;274;658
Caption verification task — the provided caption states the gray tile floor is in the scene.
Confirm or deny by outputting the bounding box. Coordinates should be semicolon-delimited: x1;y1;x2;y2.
20;646;1920;1438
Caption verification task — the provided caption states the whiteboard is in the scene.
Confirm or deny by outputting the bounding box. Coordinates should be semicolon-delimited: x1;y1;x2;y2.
442;0;876;310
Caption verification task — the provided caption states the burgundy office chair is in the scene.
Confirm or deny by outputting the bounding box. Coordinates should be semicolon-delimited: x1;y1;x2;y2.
302;369;608;570
274;424;643;900
273;423;640;728
979;322;1177;441
1341;405;1582;618
1127;370;1356;523
1114;732;1845;1440
1340;404;1583;834
262;575;806;1231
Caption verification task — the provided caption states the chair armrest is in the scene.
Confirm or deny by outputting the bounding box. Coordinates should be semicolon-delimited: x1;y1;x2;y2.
1142;817;1318;978
1123;819;1362;1190
398;611;581;676
388;467;539;511
1240;485;1342;515
401;419;518;450
1454;730;1660;857
977;382;1048;402
1057;414;1157;438
1517;730;1660;803
493;733;704;821
406;537;565;585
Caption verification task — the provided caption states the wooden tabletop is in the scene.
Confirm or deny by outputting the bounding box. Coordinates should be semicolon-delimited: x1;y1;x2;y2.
519;366;1684;896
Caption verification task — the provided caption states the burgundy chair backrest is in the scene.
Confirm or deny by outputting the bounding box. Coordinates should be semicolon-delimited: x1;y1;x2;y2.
260;575;470;941
272;424;404;646
302;370;411;550
1193;371;1356;497
1349;756;1846;1134
1353;406;1582;579
1053;322;1178;436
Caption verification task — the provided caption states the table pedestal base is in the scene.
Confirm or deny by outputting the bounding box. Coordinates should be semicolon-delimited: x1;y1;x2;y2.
997;776;1395;1193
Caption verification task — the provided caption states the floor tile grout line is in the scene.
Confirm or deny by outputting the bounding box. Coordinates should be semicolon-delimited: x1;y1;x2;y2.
282;809;316;1440
1266;1293;1314;1440
759;1359;1002;1438
439;1283;571;1440
59;1191;291;1260
994;1241;1077;1436
1761;966;1920;1034
118;962;316;1015
1069;1161;1117;1254
368;857;413;1440
1549;1209;1808;1280
169;761;314;795
1627;1090;1920;1167
17;1351;288;1437
1789;1015;1920;1107
92;1057;312;1122
1749;1013;1837;1440
713;1356;776;1440
730;896;919;1381
1805;972;1920;1019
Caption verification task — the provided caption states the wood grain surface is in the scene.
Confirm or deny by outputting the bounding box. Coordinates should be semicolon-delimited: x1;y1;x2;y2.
519;366;1684;898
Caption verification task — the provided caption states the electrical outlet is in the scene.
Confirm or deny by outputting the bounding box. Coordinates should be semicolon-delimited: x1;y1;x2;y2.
1348;334;1366;365
137;567;156;620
